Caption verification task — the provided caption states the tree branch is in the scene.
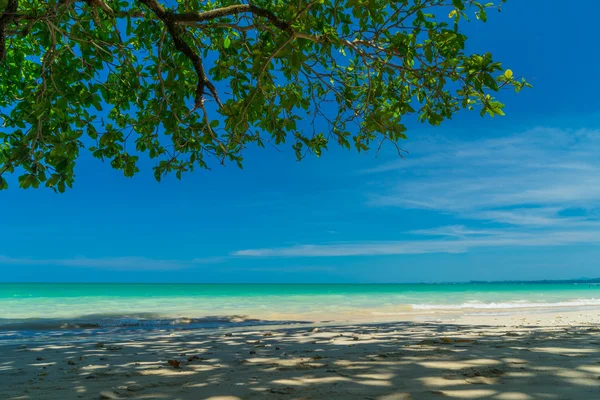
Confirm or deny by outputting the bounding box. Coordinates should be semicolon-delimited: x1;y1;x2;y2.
139;0;219;109
0;0;19;61
171;4;292;33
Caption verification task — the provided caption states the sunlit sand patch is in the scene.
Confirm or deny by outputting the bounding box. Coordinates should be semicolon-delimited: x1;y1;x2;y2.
576;365;600;373
114;361;162;369
418;359;500;370
439;389;497;398
204;397;243;400
181;382;209;388
139;369;198;376
464;358;503;366
553;368;594;378
503;371;535;378
493;392;535;400
354;379;394;387
418;376;470;387
563;378;600;387
73;385;86;393
272;376;350;386
80;364;112;371
32;345;73;351
530;347;596;354
364;393;412;400
28;362;56;367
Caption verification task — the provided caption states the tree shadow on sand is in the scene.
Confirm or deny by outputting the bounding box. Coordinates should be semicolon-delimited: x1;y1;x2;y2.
2;320;600;399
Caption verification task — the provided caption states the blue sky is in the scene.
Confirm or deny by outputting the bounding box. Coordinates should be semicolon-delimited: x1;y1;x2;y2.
2;1;600;283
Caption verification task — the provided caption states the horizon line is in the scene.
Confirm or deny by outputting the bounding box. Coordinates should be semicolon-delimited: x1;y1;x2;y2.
1;278;598;285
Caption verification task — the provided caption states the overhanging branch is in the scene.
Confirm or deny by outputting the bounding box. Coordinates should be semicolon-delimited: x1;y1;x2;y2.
0;0;19;61
139;0;301;110
171;4;292;33
139;0;220;109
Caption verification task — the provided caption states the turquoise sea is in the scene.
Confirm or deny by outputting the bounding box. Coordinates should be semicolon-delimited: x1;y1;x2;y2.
1;283;599;335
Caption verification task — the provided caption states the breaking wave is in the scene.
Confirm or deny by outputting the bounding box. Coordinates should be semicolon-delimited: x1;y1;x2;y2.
411;298;600;310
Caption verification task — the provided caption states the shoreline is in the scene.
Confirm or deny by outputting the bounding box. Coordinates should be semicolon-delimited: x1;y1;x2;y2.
2;309;600;399
2;307;600;344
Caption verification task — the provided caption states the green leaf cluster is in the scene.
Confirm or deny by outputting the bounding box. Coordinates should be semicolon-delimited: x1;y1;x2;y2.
0;0;529;191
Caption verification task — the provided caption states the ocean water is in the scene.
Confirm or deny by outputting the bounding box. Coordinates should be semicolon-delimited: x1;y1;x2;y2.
1;283;599;334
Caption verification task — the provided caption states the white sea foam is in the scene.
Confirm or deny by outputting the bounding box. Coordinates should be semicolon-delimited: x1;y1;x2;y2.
411;298;600;310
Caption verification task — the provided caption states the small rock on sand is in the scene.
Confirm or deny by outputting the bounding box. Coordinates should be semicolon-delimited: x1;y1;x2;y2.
99;391;120;399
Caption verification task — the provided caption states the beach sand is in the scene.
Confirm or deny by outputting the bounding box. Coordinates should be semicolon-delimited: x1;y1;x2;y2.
2;310;600;399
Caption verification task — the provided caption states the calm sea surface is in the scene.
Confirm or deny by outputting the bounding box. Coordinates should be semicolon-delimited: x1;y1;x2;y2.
1;283;599;334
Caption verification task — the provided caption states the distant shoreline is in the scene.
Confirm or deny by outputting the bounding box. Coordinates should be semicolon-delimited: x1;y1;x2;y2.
468;278;600;284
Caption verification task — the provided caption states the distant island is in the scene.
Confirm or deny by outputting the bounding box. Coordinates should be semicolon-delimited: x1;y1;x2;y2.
470;277;600;284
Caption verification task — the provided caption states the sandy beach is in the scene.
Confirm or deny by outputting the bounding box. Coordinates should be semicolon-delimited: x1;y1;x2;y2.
1;310;599;400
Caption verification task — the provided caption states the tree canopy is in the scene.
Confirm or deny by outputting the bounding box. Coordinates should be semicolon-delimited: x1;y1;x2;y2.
0;0;529;192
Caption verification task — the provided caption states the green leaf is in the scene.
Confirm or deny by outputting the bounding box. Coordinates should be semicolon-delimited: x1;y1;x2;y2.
0;0;529;191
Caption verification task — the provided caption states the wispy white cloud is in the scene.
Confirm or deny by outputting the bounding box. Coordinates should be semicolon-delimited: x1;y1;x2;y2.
232;229;600;257
0;255;225;270
232;241;469;257
408;225;503;237
366;127;600;226
232;127;600;258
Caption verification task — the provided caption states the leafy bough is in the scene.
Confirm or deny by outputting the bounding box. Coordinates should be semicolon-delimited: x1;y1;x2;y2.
0;0;529;191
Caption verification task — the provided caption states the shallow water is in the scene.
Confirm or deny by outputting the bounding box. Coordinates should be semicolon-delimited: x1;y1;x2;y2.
1;283;599;333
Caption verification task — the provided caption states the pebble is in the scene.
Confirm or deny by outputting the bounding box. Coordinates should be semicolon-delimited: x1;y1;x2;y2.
99;391;120;400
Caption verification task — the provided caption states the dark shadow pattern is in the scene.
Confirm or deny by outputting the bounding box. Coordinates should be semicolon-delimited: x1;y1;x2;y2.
1;321;599;399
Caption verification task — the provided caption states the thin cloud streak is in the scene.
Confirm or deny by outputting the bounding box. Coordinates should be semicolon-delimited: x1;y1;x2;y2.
0;255;225;270
366;127;600;228
232;228;600;257
233;127;600;259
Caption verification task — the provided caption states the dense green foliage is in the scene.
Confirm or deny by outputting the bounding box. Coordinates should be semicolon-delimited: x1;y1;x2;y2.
0;0;529;191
